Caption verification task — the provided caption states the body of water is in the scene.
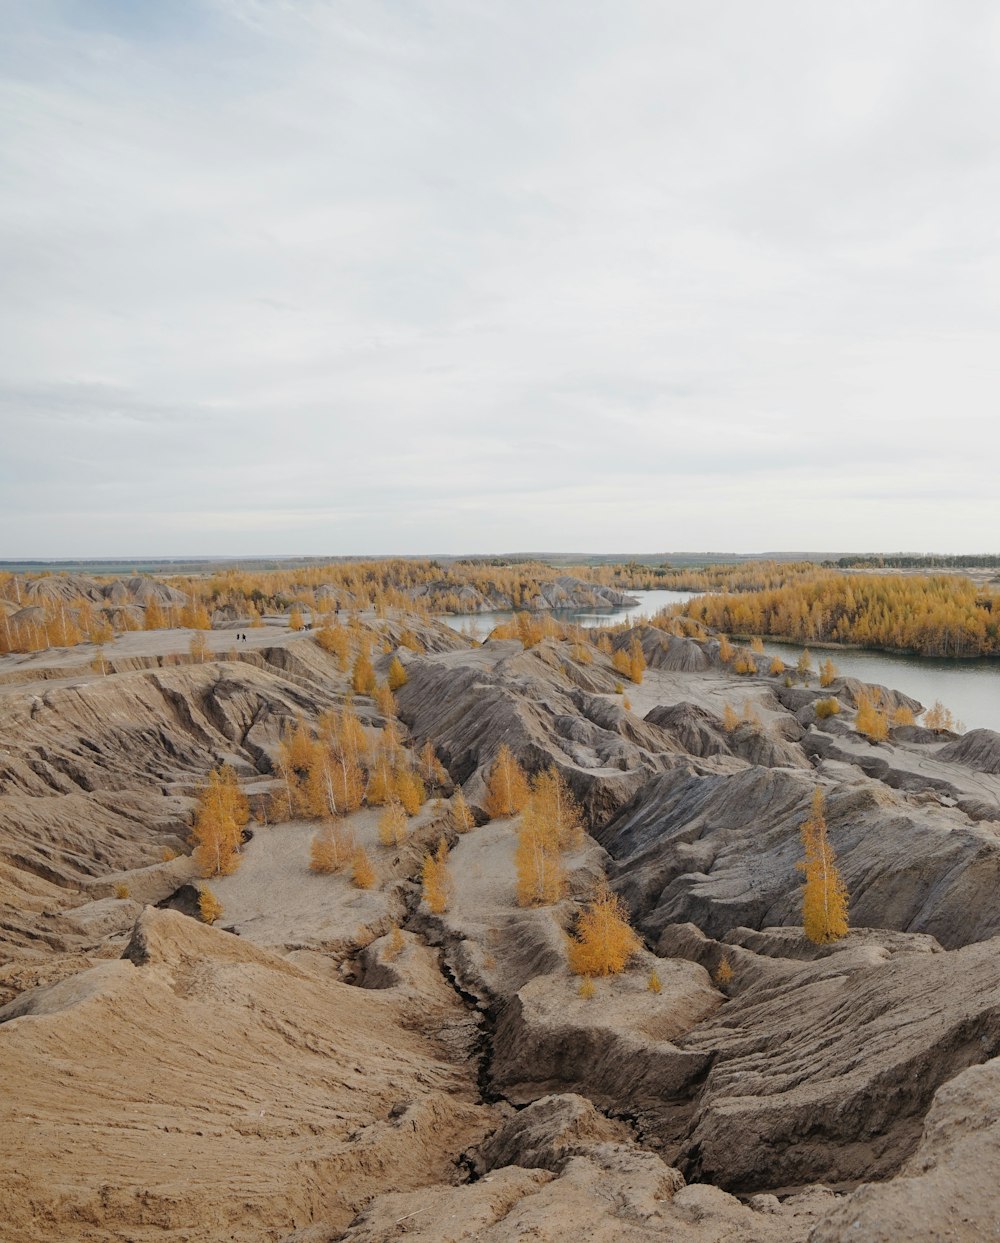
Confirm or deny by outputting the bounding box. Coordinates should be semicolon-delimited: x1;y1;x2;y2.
757;638;1000;735
441;589;1000;734
439;589;701;641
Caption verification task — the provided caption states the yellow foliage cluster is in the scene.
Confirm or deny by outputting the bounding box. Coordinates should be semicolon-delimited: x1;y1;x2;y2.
199;886;224;924
609;638;646;684
514;766;584;907
418;738;448;787
814;697;841;719
484;744;531;819
451;791;476;833
309;821;357;873
421;838;453;914
387;655;408;690
819;657;838;687
192;764;250;877
924;700;962;731
351;846;377;889
567;887;641;976
853;689;889;742
315;621;351;669
677;568;1000;658
798;789;849;944
272;710;426;826
732;651;756;675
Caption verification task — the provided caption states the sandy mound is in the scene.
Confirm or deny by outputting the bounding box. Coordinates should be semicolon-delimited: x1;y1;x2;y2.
0;908;492;1243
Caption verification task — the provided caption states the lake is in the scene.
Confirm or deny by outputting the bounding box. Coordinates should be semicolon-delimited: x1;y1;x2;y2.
756;638;1000;734
439;589;702;641
441;589;1000;734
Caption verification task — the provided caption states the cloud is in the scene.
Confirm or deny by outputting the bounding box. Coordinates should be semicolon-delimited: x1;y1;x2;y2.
1;0;999;556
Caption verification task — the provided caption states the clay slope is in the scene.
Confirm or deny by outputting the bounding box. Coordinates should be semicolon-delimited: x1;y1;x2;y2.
394;639;684;825
654;924;1000;1193
603;761;1000;949
0;909;490;1243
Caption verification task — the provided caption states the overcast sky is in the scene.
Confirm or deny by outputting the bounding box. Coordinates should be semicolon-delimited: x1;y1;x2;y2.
2;1;999;558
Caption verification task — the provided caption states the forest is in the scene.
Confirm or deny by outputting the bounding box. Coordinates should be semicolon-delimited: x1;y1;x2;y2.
674;570;1000;658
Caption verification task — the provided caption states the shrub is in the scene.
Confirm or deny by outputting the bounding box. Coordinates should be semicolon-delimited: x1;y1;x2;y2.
854;689;889;742
114;883;130;900
309;822;355;873
384;925;405;960
373;683;397;717
387;655;408;690
421;838;452;914
395;769;426;816
378;801;409;847
351;652;376;696
798;789;848;944
769;656;785;676
484;744;530;819
577;976;596;1000
351;847;377;889
199;886;223;924
714;956;734;986
451;792;475;833
567;888;641;977
647;969;662;994
815;697;841;719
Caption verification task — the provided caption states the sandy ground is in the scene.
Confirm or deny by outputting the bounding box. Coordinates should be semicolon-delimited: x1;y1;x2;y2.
211;801;443;950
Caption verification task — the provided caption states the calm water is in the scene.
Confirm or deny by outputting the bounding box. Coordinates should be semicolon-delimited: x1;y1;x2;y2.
441;589;1000;734
439;589;701;641
757;639;1000;734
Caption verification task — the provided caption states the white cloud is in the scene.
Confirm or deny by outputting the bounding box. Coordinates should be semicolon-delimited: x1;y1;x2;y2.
1;0;999;556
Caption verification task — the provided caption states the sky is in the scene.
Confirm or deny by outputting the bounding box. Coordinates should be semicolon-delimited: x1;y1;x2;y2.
2;0;999;558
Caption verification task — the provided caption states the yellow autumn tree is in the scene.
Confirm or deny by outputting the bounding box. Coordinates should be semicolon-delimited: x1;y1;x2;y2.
199;886;223;924
819;657;838;687
530;766;584;850
418;739;448;787
387;655;408;690
567;887;641;976
289;607;305;631
309;822;356;873
351;846;377;889
352;652;376;695
378;801;409;847
515;806;567;906
628;638;645;684
373;682;397;718
421;837;453;914
192;764;250;877
484;744;530;819
769;656;785;676
451;791;475;833
798;788;848;944
854;689;889;742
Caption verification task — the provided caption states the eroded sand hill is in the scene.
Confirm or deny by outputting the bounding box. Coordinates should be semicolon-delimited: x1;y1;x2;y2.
2;608;1000;1241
